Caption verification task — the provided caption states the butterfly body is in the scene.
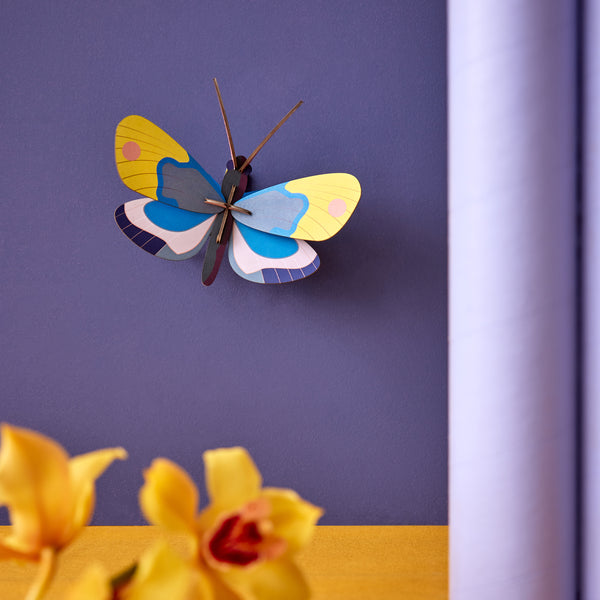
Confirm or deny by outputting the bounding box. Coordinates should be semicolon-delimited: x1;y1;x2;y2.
114;111;360;286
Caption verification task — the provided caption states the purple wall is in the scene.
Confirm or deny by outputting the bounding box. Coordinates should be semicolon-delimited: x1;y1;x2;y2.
1;0;447;525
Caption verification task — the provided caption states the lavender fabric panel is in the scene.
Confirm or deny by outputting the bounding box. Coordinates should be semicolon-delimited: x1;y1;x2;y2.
449;2;576;599
584;2;600;598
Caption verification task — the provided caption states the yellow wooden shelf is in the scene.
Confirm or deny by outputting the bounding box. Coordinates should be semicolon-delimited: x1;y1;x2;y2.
0;525;447;600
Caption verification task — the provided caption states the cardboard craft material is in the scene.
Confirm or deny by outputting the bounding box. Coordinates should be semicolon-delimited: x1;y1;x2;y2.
114;80;361;286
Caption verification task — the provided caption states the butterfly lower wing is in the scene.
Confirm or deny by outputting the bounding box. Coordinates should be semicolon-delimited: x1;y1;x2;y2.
115;198;217;260
229;222;319;284
232;173;360;241
115;115;224;213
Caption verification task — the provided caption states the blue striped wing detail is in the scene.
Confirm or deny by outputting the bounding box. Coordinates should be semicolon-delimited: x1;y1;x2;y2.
228;222;319;284
115;198;217;261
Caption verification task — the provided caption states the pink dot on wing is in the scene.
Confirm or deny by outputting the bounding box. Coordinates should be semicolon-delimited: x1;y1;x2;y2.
328;198;347;218
122;141;141;161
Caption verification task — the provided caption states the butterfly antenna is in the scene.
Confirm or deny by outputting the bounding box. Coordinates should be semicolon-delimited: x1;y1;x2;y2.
213;78;237;170
238;100;303;172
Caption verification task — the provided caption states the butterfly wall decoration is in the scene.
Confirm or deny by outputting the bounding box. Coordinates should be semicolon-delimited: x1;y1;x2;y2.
114;79;361;286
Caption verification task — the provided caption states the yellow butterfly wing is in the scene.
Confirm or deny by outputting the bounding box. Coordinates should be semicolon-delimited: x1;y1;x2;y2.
115;115;223;211
232;173;361;241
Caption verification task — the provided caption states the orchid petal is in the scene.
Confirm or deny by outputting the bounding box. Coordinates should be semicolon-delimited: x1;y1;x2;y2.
65;564;112;600
201;568;241;600
0;424;70;553
0;540;37;561
63;447;127;544
203;448;261;512
140;459;199;535
262;488;323;555
222;557;310;600
126;541;208;600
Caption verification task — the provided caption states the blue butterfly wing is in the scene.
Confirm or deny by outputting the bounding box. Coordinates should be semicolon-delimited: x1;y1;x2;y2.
229;222;320;284
115;198;217;260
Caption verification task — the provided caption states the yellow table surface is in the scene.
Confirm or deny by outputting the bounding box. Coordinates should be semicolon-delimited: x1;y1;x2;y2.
0;525;447;600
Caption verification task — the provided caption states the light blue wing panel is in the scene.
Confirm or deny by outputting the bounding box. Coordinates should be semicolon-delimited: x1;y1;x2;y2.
115;198;218;260
232;173;361;241
229;222;320;284
155;157;225;213
232;183;308;238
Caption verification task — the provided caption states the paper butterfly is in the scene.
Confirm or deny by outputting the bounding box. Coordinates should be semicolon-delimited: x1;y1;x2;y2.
114;80;361;286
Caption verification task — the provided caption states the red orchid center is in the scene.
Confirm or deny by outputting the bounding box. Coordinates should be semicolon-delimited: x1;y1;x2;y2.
209;514;262;566
206;499;286;568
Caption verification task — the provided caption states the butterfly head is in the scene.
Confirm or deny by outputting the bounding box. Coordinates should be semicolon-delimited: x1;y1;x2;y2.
225;156;252;175
221;156;252;203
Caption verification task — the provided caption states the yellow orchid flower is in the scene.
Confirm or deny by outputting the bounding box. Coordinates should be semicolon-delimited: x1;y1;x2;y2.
0;423;127;600
66;541;210;600
140;448;323;600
